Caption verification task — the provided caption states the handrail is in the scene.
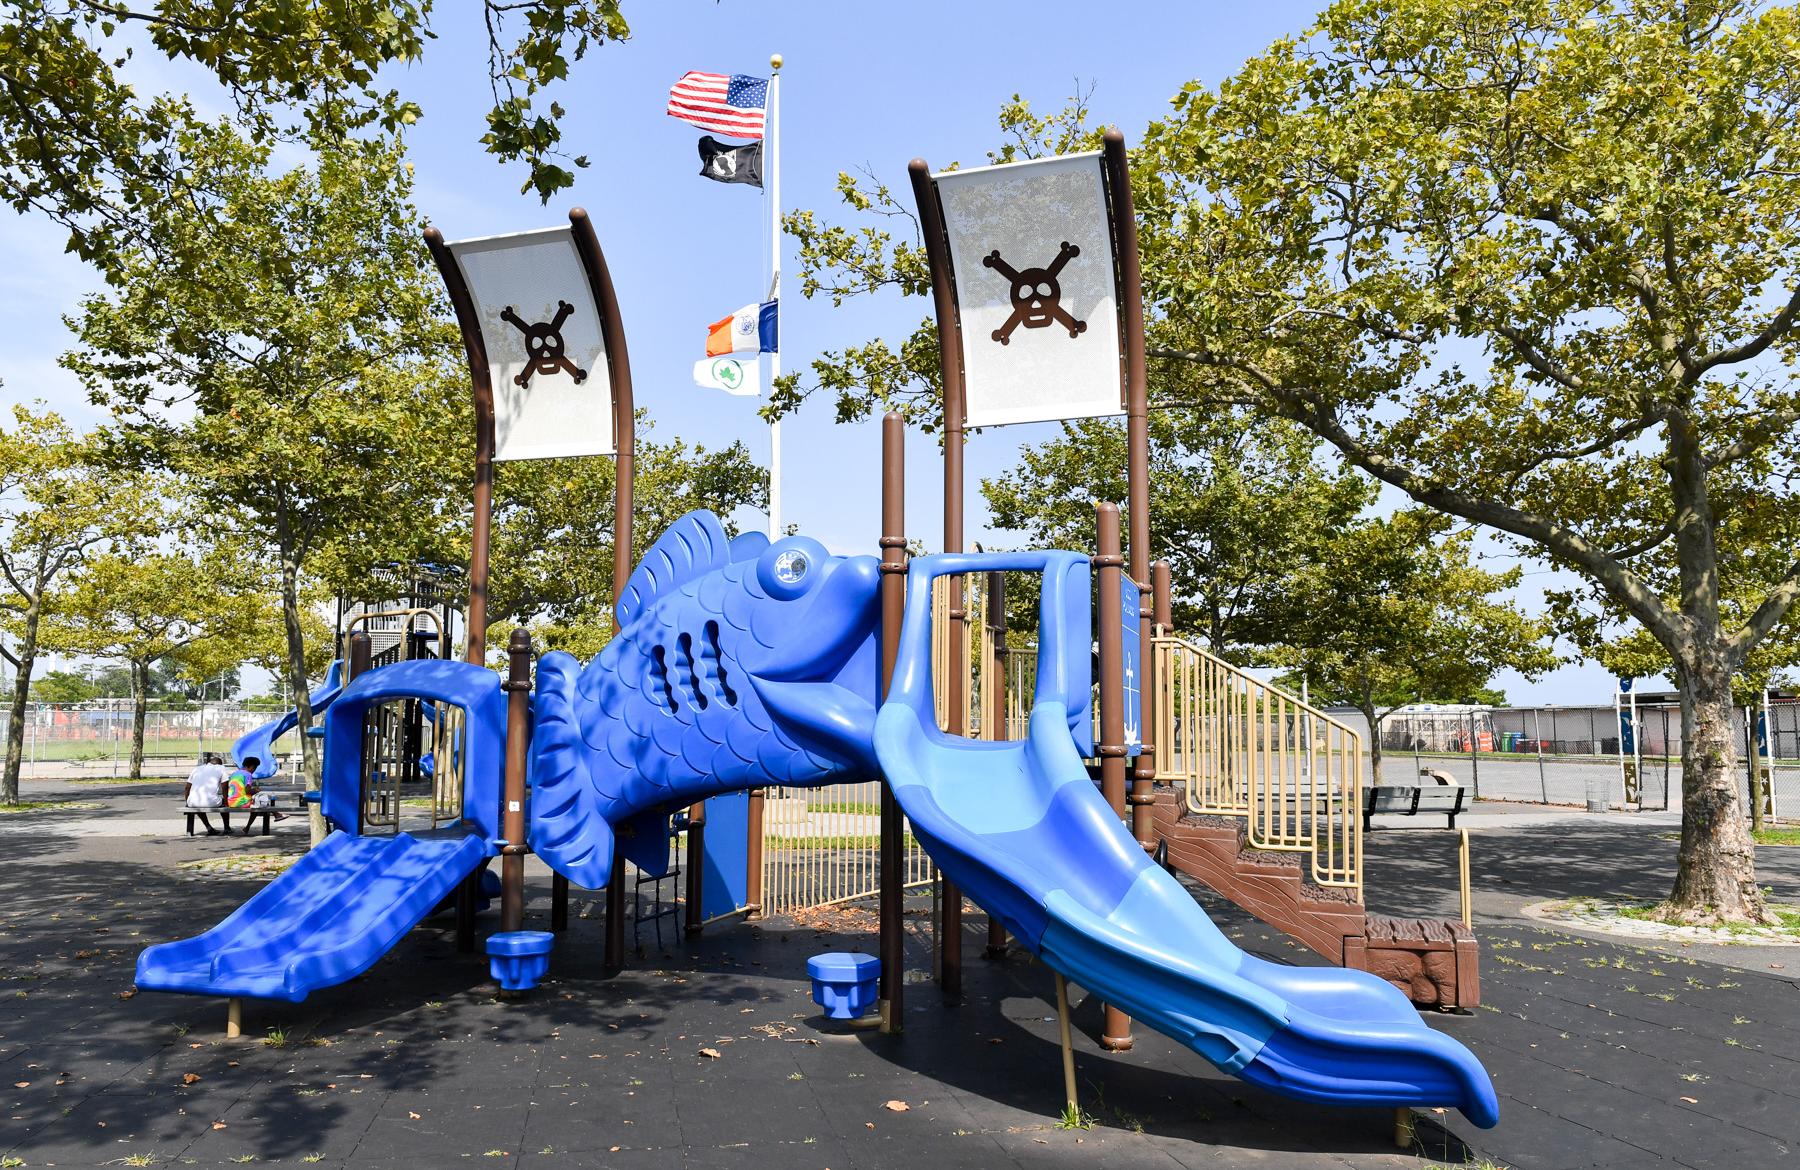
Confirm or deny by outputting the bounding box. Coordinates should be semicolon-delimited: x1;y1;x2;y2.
1154;635;1363;896
1458;828;1472;930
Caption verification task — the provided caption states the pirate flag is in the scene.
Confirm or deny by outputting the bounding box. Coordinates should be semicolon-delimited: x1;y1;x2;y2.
697;135;763;188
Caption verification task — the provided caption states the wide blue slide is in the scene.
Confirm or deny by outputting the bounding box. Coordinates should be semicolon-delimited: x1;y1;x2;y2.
138;659;506;1002
231;659;345;780
134;827;489;1001
874;550;1500;1129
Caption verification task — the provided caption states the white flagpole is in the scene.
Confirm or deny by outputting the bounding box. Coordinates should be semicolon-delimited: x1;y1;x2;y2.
767;53;783;539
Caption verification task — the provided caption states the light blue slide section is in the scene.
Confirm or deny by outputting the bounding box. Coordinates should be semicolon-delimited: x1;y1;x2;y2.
232;659;344;780
134;827;491;1002
875;551;1500;1129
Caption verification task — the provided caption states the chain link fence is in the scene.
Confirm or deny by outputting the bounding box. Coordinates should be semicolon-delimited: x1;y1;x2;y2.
0;702;299;781
1359;701;1800;819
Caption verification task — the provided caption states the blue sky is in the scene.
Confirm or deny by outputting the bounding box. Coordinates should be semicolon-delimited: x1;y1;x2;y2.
0;1;1645;703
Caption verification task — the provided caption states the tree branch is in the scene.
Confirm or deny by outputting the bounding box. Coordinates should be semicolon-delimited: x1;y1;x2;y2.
1703;405;1800;470
1491;322;1585;390
1691;284;1800;377
1153;359;1685;649
1730;556;1800;666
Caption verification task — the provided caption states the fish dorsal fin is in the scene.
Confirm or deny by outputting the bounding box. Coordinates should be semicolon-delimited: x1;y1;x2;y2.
616;510;731;629
728;531;770;562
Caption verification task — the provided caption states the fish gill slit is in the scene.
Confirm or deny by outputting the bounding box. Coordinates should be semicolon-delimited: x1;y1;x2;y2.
649;644;678;713
676;632;707;711
703;620;738;706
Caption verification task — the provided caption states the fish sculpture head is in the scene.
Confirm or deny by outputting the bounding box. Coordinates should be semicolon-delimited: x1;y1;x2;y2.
527;511;883;888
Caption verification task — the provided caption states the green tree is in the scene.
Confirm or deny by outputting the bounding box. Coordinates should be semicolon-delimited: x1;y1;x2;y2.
64;127;467;784
488;416;769;659
39;548;267;778
983;410;1372;657
0;406;149;802
1277;512;1559;781
1;0;629;277
28;670;96;704
1131;0;1800;922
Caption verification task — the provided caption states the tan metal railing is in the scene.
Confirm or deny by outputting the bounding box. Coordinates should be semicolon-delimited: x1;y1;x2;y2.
758;779;937;916
1155;636;1363;895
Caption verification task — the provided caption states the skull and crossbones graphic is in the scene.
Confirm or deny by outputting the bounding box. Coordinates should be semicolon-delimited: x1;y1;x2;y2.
982;242;1087;345
500;301;589;389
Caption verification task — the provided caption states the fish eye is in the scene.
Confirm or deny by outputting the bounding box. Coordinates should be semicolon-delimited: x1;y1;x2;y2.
756;536;829;600
774;549;808;585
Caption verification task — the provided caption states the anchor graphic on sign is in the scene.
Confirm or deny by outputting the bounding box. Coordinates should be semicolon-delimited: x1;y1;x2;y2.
1123;660;1140;745
500;301;589;389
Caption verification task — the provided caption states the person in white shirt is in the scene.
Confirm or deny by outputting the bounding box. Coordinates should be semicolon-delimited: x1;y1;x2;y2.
184;753;229;835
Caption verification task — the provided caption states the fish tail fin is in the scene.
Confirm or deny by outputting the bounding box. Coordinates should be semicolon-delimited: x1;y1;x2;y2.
528;652;616;889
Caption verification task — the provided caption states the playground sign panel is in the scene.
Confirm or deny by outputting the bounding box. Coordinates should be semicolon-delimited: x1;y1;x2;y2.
444;226;615;461
931;153;1123;427
1121;572;1142;757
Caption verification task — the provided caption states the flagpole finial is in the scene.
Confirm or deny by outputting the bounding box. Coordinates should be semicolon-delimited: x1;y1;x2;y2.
770;53;783;71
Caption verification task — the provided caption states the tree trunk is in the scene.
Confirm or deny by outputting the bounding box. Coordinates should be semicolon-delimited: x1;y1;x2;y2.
1665;650;1765;923
1361;699;1383;785
129;659;147;780
2;605;39;805
278;544;326;847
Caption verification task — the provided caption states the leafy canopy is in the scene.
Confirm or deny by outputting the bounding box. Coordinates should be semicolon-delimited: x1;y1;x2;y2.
1;0;629;276
1135;0;1800;683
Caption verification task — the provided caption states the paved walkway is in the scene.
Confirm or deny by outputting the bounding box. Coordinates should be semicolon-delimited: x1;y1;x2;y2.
1;779;1797;1167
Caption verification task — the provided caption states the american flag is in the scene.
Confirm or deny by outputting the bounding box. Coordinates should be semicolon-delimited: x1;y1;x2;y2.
667;71;768;140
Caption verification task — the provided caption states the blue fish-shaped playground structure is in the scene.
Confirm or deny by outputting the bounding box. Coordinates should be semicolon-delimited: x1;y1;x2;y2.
136;508;1497;1129
528;511;883;887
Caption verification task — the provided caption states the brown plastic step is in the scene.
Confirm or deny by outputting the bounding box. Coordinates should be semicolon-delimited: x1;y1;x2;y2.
1348;914;1481;1009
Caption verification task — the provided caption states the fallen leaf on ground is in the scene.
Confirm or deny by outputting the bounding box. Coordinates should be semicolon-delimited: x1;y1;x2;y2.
117;988;136;1000
865;1122;875;1130
409;1111;421;1119
189;1043;204;1050
212;1121;228;1130
1680;1096;1698;1104
12;1082;28;1088
698;1047;722;1059
182;1073;202;1085
883;1101;910;1112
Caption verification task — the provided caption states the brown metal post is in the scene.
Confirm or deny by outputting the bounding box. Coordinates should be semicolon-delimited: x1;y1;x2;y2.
683;801;706;934
423;227;494;666
500;629;533;935
346;630;372;683
1104;129;1157;854
570;207;636;972
984;568;1008;960
745;789;765;915
1153;560;1172;633
910;156;964;1000
878;413;908;1033
1094;502;1134;1051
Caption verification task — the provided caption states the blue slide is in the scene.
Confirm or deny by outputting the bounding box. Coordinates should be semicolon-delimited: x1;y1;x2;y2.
232;659;345;780
139;659;507;1002
134;827;489;1001
875;550;1500;1129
